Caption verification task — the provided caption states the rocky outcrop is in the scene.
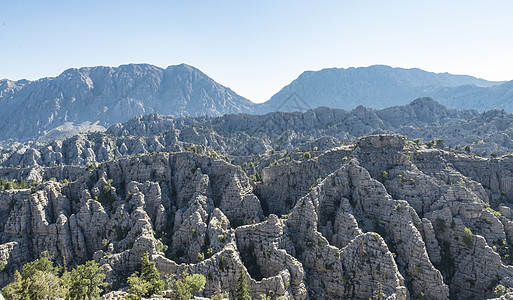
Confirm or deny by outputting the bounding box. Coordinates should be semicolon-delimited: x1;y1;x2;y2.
3;134;513;299
256;147;352;216
7;98;513;174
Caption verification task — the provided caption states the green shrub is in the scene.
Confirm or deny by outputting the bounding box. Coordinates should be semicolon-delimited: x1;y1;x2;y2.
218;234;227;243
463;227;474;248
171;271;206;300
0;178;29;190
69;260;107;300
487;207;502;218
2;251;68;299
381;171;388;182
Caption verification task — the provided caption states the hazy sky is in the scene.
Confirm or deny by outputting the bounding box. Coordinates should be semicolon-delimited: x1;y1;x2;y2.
1;0;512;102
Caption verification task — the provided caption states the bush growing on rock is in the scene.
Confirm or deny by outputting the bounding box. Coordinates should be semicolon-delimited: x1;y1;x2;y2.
69;260;107;300
2;252;68;299
0;178;29;190
463;227;474;248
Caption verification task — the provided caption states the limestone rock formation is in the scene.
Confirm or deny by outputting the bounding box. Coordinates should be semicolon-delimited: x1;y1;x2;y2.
3;132;513;299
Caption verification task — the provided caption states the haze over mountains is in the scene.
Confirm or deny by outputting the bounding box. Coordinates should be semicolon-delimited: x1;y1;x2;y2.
1;63;513;143
261;65;506;112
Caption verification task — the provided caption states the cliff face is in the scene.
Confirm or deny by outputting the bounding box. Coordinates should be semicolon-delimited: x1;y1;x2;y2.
2;134;513;299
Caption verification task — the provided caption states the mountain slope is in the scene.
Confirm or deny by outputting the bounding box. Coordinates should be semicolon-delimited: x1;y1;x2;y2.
0;63;255;142
259;65;505;113
427;80;513;111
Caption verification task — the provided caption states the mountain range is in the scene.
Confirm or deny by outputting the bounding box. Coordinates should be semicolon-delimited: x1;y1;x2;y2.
260;65;506;112
2;63;513;143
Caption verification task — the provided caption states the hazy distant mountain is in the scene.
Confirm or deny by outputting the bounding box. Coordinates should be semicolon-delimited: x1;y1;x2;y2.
258;65;505;113
426;80;513;111
0;63;255;142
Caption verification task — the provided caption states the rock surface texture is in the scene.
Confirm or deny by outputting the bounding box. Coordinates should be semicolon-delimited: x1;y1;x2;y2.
2;134;513;299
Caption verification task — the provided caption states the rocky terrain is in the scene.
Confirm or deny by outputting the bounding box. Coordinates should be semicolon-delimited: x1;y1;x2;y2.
3;98;513;172
2;131;513;299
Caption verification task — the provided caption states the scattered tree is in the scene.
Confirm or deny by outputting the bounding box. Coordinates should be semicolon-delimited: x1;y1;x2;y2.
69;260;107;300
140;253;165;296
235;265;251;300
127;253;165;299
1;252;68;300
171;271;206;300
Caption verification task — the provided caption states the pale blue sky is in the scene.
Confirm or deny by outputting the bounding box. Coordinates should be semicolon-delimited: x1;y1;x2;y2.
1;0;512;102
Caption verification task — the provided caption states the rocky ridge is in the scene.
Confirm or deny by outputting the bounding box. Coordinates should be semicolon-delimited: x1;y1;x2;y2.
1;134;513;299
3;63;513;144
4;98;513;172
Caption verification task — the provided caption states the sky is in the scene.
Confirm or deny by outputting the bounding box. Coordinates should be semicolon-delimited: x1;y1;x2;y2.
1;0;512;103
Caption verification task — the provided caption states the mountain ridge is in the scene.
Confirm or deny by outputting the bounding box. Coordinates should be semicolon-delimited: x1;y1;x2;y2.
0;63;255;143
6;97;513;170
259;64;508;113
2;63;513;144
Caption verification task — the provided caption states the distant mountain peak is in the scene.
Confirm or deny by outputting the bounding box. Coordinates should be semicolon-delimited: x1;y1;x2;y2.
259;65;506;114
0;63;255;142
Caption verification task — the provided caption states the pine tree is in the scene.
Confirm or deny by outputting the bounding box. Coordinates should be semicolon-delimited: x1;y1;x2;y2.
235;265;252;300
140;252;165;296
1;270;23;299
127;272;150;300
1;252;68;300
69;260;107;300
127;252;165;298
171;271;206;300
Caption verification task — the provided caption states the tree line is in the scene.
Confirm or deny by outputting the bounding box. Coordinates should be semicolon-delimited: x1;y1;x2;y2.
1;252;205;300
1;252;282;300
